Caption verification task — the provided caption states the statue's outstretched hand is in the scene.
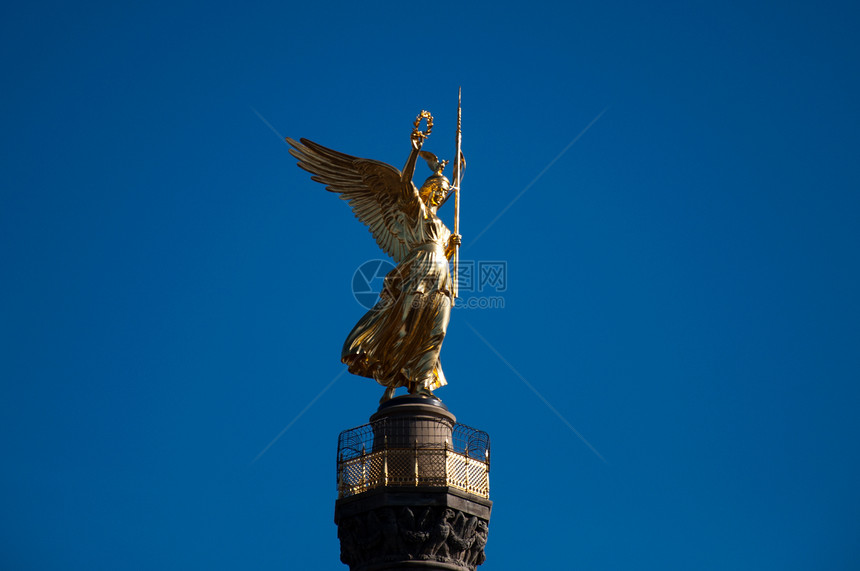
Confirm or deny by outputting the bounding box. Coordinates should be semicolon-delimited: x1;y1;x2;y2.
411;129;424;151
449;234;462;248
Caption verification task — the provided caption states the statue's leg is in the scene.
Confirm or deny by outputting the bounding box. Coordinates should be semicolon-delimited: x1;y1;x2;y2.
414;385;435;398
405;381;433;398
380;386;396;404
404;293;449;397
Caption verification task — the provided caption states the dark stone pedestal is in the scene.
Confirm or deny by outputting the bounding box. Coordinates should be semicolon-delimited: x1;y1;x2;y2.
335;397;492;570
335;487;491;571
370;396;457;450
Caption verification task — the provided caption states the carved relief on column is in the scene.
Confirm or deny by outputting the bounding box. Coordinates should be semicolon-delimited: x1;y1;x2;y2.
337;505;489;570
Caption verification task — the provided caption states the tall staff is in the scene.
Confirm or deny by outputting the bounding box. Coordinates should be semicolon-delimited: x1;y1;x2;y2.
452;87;462;306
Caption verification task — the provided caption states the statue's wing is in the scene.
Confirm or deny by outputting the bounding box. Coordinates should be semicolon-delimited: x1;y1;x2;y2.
287;137;411;263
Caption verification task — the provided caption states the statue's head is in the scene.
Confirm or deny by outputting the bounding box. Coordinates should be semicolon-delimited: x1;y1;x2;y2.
419;174;450;208
417;150;450;208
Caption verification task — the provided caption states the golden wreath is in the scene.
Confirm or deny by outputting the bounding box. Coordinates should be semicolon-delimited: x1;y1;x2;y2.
412;110;434;140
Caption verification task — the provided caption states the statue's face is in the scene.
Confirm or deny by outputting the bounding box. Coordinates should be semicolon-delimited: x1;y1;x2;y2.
420;178;450;208
430;186;446;207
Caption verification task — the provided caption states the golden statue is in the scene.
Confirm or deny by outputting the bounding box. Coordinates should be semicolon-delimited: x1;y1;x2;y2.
287;104;464;404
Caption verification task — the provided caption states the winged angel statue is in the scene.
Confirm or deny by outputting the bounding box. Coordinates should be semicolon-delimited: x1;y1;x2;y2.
287;113;462;403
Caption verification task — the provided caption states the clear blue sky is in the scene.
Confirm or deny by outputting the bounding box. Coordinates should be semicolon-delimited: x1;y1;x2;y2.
3;1;859;569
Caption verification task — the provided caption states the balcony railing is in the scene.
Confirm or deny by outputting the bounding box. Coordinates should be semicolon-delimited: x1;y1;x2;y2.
337;420;490;499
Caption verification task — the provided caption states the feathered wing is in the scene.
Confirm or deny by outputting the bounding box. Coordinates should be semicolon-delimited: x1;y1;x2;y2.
287;137;416;263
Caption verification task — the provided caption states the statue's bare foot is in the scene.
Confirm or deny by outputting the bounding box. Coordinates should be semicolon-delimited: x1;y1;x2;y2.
380;387;396;404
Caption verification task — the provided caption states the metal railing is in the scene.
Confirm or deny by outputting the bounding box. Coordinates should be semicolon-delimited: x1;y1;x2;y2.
337;420;490;499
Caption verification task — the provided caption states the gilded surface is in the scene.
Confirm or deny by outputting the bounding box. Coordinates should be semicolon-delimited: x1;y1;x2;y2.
287;111;461;403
